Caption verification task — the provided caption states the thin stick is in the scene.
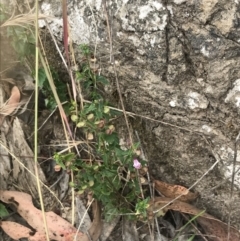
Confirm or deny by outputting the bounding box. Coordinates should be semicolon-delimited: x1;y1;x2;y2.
34;1;50;240
135;130;153;196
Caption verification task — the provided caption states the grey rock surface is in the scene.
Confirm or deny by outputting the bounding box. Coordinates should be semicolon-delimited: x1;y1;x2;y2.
40;0;240;228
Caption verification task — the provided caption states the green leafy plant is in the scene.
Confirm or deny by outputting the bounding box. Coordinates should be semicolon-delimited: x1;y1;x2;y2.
37;67;69;110
135;197;150;218
53;44;147;221
76;44;109;100
7;26;35;61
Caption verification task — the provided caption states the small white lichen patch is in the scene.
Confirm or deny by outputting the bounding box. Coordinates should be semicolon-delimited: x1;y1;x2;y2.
173;0;187;4
169;100;176;107
167;5;173;15
187;92;209;110
69;11;90;43
201;46;210;57
218;146;240;188
129;36;142;46
39;2;53;27
151;1;164;10
150;36;156;47
169;91;209;110
96;0;102;11
86;0;102;11
202;125;212;133
196;78;205;86
41;2;51;11
225;79;240;107
139;5;153;19
205;85;214;94
159;14;168;31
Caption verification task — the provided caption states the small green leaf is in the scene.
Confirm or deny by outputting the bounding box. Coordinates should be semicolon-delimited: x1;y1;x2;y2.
38;68;47;88
96;75;109;85
84;103;96;114
0;203;9;218
103;133;119;145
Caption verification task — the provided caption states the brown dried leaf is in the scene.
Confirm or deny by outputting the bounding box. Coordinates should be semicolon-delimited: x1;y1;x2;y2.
198;217;240;241
148;197;240;241
0;221;47;241
88;200;102;241
0;190;102;241
2;86;21;116
0;86;21;126
154;180;199;202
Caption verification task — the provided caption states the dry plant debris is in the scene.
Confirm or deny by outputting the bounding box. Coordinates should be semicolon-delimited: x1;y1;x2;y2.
154;179;199;202
0;85;20;126
148;196;240;241
0;190;101;241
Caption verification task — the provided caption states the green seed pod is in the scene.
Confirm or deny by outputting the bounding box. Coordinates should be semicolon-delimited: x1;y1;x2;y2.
71;114;78;122
89;180;94;187
77;189;84;195
109;125;115;131
82;185;88;190
87;113;94;120
103;106;110;114
77;121;86;128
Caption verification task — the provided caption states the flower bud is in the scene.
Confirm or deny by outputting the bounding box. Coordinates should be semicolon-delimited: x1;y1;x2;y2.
133;159;141;169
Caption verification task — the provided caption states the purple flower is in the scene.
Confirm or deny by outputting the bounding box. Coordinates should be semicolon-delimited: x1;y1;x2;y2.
133;159;141;169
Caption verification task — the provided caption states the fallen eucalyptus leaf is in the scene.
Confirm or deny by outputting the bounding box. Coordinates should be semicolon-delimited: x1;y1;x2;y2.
148;197;240;241
0;86;21;126
154;180;199;202
0;190;102;241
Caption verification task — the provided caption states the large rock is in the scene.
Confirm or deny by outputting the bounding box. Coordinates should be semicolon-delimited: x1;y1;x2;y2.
40;0;240;227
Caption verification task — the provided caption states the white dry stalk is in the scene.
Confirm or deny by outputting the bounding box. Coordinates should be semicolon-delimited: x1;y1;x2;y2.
0;13;51;28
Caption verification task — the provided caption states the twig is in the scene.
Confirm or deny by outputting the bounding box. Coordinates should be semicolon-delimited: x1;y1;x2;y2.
135;130;153;196
74;198;94;241
34;1;50;240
